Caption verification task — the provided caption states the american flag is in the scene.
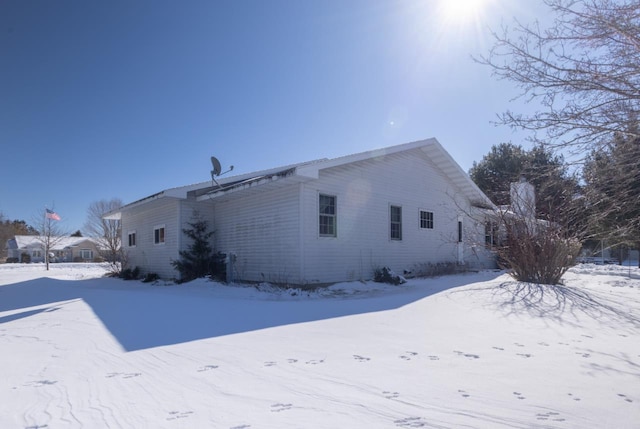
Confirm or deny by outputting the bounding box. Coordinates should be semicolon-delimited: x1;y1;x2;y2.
45;209;61;221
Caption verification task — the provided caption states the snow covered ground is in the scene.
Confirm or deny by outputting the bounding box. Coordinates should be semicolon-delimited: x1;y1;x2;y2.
0;263;638;428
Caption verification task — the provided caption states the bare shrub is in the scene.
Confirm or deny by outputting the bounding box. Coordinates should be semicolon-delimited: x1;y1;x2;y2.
409;262;462;278
497;219;581;285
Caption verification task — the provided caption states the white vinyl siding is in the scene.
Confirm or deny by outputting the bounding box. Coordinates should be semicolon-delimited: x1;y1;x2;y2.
300;148;481;284
213;185;301;284
120;198;181;279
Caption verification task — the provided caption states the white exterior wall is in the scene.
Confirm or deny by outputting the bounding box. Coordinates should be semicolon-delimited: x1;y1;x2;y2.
213;185;301;284
121;197;182;279
299;149;491;284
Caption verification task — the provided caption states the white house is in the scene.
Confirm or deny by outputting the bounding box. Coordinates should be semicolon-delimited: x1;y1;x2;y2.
6;236;103;263
106;138;498;284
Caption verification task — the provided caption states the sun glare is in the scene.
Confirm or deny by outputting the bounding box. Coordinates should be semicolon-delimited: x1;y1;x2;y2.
438;0;489;26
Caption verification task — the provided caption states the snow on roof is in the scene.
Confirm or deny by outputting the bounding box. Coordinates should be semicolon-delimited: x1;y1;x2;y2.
12;236;100;251
108;138;495;215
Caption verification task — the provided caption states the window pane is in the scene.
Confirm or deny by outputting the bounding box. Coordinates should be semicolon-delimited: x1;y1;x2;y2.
319;195;337;237
319;195;335;215
420;210;433;229
391;206;402;240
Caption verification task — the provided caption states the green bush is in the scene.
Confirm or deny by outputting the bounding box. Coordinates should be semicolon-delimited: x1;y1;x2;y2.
142;272;159;283
373;266;407;285
120;266;140;281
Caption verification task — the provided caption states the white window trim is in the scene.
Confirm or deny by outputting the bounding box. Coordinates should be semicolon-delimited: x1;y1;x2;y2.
318;193;337;238
419;209;434;230
154;224;166;245
390;204;402;241
80;249;93;260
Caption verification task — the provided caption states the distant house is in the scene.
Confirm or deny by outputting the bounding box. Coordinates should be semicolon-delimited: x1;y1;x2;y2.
6;236;103;263
106;138;499;283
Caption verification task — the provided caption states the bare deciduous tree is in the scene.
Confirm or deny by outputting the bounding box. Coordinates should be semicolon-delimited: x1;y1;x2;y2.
33;208;67;271
84;199;122;274
477;0;640;154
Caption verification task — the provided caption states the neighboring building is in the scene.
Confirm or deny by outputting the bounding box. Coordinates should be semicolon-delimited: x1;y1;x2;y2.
6;236;103;263
106;138;499;284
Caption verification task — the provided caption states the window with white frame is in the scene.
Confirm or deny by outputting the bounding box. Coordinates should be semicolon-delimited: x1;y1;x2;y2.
390;205;402;240
420;210;434;229
319;194;337;237
80;249;93;260
485;220;498;248
128;231;137;247
154;225;165;245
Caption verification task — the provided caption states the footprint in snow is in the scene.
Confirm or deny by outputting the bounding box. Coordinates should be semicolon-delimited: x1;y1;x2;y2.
383;391;400;399
536;411;564;422
394;416;426;427
516;353;533;358
270;403;293;412
537;342;550;347
427;355;440;361
305;359;324;365
263;361;277;367
617;393;633;403
106;372;140;379
287;358;298;364
353;355;371;362
458;389;470;398
399;351;418;360
567;393;581;401
166;410;193;420
454;351;480;359
197;365;219;372
575;352;591;358
24;380;57;387
514;342;525;348
513;391;526;400
229;425;251;429
492;346;505;351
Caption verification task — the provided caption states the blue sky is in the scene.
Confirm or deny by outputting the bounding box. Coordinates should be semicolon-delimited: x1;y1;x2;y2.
1;0;545;233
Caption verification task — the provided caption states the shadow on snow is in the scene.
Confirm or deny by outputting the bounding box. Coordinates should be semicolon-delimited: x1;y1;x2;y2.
0;272;501;352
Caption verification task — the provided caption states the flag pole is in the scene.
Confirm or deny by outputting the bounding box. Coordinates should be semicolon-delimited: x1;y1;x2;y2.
44;207;49;270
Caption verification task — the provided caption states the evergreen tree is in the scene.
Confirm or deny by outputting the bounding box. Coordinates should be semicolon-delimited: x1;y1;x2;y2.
469;143;578;223
171;211;215;282
583;128;640;261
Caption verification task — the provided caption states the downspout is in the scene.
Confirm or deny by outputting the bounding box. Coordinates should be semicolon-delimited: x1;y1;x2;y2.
299;182;305;285
177;200;182;279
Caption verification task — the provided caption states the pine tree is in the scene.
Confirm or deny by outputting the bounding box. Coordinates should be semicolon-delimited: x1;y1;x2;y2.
171;211;215;282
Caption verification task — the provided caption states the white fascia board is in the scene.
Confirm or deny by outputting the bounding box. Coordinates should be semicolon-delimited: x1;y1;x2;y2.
296;138;440;177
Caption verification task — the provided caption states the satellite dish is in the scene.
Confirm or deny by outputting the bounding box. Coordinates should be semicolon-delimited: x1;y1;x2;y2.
211;156;222;177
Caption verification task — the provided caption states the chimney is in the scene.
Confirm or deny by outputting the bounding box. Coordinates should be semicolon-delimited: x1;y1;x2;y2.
510;176;536;219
